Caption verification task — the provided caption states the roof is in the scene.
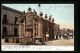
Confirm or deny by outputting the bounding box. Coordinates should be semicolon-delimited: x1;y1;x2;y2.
1;5;23;15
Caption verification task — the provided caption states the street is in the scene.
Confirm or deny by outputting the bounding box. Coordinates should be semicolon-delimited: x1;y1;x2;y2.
2;38;74;46
45;39;74;46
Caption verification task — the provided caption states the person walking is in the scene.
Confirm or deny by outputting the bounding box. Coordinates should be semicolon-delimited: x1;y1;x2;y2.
46;32;49;42
59;34;61;39
56;33;58;40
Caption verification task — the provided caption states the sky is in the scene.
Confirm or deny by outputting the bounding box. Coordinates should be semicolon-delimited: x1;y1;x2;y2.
2;4;74;30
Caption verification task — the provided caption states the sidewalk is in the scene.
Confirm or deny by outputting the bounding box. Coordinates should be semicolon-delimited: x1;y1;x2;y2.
1;39;21;45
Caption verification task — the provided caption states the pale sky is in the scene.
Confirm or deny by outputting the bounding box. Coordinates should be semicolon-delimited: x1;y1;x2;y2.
2;4;74;30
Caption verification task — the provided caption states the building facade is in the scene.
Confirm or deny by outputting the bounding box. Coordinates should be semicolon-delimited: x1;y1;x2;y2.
60;28;74;36
54;24;60;37
18;7;60;43
1;5;60;44
1;5;22;38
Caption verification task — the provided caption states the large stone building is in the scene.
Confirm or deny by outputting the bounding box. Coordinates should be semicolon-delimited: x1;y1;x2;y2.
1;5;22;38
18;7;60;43
1;5;60;43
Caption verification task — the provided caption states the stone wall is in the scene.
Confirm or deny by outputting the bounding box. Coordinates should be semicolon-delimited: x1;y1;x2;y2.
1;5;22;38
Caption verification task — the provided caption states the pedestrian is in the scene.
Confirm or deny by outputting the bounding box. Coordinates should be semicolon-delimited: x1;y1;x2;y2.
59;34;61;39
56;34;58;40
64;34;68;39
46;32;49;42
67;33;69;39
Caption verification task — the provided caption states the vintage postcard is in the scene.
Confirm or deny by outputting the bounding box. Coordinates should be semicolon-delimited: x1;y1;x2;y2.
1;4;74;51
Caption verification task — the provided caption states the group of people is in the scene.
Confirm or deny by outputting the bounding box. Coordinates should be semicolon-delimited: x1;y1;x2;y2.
63;33;74;39
56;33;74;40
34;32;74;45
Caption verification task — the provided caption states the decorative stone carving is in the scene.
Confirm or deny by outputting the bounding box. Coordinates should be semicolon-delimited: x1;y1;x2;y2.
52;18;54;22
23;11;25;14
49;16;51;20
34;9;37;14
28;7;31;12
39;12;43;17
45;14;47;18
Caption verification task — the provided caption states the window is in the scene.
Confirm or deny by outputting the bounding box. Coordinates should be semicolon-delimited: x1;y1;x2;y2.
2;14;7;24
15;17;18;24
3;27;7;32
14;28;18;36
2;27;7;38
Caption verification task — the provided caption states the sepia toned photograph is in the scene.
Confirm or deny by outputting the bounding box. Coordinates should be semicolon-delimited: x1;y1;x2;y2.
1;4;74;51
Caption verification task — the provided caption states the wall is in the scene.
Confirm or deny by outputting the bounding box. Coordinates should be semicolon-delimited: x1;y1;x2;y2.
1;6;22;38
